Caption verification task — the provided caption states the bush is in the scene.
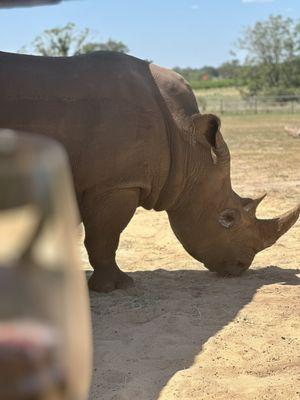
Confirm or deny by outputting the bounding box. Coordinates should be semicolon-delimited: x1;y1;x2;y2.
189;79;235;90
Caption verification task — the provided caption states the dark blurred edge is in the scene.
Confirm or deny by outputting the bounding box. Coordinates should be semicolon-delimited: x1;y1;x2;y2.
0;0;62;8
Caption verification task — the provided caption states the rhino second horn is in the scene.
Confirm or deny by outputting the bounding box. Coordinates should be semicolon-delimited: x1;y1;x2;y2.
243;193;267;216
258;203;300;249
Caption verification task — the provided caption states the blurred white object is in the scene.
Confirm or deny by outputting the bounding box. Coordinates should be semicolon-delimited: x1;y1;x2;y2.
0;130;92;400
284;125;300;138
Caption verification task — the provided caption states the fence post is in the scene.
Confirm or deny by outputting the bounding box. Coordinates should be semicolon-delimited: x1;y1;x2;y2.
254;97;258;114
291;101;294;113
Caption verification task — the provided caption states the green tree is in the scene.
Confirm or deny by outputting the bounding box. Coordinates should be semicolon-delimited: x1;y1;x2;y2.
173;66;219;83
80;39;129;54
218;60;241;79
236;15;300;96
20;22;129;57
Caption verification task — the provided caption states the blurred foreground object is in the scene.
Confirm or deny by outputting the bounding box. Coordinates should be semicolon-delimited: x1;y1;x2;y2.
0;0;62;8
0;130;92;400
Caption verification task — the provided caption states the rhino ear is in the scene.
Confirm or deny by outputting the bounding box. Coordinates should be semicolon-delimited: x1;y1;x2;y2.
192;113;230;166
191;114;220;148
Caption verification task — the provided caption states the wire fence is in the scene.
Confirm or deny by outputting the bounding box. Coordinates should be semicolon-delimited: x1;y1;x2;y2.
196;95;300;114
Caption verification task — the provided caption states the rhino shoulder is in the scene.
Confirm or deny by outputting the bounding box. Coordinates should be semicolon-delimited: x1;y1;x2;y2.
149;63;199;126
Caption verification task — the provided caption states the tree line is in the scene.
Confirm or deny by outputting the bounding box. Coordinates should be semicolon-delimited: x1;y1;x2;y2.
20;22;128;57
176;15;300;98
20;15;300;98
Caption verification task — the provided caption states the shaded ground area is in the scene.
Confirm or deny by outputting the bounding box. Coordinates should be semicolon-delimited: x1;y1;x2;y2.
81;114;300;400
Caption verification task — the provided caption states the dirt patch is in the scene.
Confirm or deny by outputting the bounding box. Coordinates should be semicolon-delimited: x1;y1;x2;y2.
84;114;300;400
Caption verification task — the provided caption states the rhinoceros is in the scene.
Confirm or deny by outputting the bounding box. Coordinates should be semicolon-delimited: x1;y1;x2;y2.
0;51;299;292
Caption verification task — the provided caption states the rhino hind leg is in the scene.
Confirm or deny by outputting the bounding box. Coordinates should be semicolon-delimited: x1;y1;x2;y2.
80;187;139;292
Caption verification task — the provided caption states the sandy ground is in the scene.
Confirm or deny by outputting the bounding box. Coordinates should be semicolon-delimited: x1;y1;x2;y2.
80;114;300;400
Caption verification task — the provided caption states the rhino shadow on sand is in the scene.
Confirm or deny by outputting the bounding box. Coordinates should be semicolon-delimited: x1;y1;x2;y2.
88;266;299;400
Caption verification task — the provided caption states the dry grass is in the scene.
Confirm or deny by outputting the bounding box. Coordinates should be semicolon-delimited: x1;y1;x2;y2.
194;86;242;98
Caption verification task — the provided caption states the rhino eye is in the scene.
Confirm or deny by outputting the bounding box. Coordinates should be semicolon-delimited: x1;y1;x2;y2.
218;209;241;229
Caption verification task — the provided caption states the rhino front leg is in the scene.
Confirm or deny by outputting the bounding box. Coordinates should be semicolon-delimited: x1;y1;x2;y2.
80;187;139;292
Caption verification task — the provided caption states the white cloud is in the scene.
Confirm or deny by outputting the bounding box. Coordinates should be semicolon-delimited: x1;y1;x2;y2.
242;0;275;3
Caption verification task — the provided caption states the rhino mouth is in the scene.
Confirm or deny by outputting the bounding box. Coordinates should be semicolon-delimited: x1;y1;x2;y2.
204;261;250;277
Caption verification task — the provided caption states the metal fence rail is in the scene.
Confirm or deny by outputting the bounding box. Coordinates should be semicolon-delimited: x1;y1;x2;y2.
196;95;300;114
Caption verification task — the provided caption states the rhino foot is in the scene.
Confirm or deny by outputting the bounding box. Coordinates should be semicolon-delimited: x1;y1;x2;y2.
88;269;134;293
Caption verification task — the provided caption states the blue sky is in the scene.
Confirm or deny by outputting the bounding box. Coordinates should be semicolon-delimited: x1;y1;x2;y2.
0;0;299;68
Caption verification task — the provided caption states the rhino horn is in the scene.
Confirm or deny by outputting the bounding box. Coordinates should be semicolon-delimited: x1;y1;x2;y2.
242;193;267;216
258;203;300;249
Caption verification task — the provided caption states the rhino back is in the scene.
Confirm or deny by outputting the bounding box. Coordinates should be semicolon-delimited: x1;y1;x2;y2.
0;51;170;208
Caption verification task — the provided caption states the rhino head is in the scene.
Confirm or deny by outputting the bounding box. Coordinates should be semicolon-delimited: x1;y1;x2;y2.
167;113;300;276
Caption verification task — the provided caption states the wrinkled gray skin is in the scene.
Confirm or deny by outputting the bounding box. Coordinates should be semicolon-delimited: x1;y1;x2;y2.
0;51;299;292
